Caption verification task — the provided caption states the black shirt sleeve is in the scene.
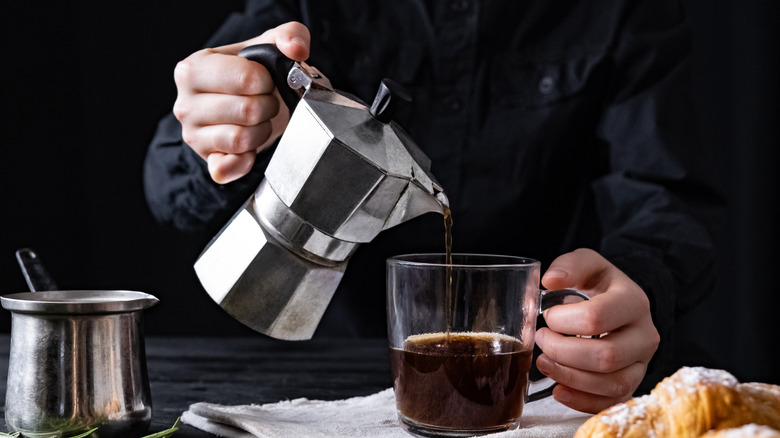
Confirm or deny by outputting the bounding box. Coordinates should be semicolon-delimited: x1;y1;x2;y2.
592;1;724;390
142;112;266;233
142;1;299;233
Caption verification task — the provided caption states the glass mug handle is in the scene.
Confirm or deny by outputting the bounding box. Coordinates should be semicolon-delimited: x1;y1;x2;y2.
527;288;591;402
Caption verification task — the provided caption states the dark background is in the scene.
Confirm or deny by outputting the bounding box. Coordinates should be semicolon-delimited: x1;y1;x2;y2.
1;1;778;384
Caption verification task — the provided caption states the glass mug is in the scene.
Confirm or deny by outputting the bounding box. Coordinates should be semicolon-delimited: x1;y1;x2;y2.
386;254;589;437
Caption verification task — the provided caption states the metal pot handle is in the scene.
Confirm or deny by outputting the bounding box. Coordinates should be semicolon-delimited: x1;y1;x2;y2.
527;288;594;402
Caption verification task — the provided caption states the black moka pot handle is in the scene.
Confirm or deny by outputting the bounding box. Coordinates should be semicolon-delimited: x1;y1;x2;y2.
238;44;301;113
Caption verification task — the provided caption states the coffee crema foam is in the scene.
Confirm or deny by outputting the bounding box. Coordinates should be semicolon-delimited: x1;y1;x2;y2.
403;331;523;353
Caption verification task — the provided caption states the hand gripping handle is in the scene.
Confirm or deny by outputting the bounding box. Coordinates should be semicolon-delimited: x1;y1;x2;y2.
238;44;300;112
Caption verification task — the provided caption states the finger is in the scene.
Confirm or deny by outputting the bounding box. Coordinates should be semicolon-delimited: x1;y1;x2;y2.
542;248;614;292
176;93;280;127
174;22;310;96
543;287;648;337
551;383;637;414
270;21;311;61
207;151;257;184
535;327;656;373
190;123;273;158
215;21;311;61
536;353;647;400
182;22;309;97
175;51;273;97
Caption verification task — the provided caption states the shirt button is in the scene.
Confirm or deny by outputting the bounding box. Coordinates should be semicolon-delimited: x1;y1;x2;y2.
356;54;372;66
538;75;556;95
450;0;470;12
441;96;463;113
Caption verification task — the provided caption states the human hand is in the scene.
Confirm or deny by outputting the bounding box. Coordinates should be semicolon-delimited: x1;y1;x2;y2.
173;21;311;183
534;248;660;413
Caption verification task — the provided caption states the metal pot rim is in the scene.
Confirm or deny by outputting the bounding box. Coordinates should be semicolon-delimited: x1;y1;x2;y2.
0;290;159;314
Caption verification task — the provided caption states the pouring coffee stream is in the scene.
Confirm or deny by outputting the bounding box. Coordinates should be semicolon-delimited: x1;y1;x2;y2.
194;44;449;341
443;206;455;337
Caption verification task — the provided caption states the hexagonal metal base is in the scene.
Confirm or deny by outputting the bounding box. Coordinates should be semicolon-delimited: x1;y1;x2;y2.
194;197;347;340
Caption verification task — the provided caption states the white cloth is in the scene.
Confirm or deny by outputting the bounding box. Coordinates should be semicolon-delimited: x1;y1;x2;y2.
181;388;591;438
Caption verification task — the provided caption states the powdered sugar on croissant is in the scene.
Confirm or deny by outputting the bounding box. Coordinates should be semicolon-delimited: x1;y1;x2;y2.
701;424;780;438
575;367;780;438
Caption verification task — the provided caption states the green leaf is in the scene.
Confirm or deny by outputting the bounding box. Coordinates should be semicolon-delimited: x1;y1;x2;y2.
69;427;99;438
1;426;97;438
2;417;181;438
140;417;181;438
2;427;101;438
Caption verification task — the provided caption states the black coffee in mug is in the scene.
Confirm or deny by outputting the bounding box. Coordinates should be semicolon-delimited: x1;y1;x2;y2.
387;254;588;436
390;331;533;431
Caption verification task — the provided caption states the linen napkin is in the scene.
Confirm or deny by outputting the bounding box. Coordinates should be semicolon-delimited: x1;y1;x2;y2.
182;388;591;438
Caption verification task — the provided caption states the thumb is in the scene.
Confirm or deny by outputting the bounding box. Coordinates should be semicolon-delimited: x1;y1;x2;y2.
207;151;257;185
541;248;614;292
214;21;311;61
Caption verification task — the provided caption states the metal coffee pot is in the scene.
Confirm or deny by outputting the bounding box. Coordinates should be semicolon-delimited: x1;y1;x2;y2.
3;249;157;437
194;44;448;341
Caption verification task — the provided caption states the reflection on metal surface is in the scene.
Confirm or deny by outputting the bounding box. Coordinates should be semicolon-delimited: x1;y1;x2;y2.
2;291;157;437
195;45;447;341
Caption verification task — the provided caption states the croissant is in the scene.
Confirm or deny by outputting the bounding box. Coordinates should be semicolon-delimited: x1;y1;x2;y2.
574;367;780;438
700;424;780;437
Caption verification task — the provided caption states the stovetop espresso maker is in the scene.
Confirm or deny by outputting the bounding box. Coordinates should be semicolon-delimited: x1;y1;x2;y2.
194;44;448;340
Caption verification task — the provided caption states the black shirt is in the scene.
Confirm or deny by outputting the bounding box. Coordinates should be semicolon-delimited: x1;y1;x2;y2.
144;0;723;391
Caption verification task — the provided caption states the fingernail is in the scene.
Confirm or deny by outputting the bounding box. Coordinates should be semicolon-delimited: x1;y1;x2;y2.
543;269;567;280
534;329;545;345
536;355;553;375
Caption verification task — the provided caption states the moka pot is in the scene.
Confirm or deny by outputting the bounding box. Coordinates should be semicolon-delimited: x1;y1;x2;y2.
194;44;448;340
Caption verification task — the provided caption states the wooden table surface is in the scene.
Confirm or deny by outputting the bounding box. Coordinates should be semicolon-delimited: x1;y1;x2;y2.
0;334;393;437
